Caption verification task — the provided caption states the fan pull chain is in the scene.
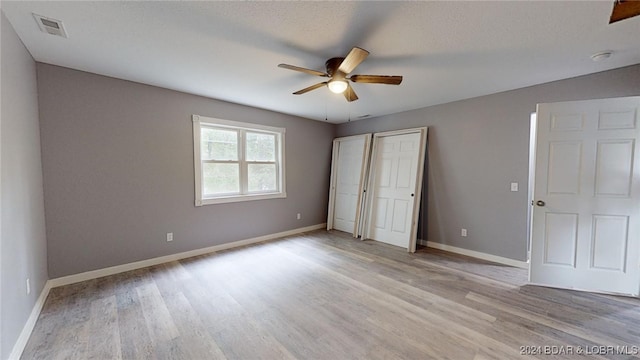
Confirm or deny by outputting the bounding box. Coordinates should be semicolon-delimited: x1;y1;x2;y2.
325;91;328;121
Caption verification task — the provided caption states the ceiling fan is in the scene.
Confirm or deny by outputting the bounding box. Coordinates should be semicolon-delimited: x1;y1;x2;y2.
278;47;402;102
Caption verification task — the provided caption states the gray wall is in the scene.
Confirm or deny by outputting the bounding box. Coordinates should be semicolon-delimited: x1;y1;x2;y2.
337;64;640;262
37;64;335;278
1;11;48;360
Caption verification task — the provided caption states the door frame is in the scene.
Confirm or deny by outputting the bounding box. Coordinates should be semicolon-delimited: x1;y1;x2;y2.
527;112;537;262
327;134;372;237
362;127;428;252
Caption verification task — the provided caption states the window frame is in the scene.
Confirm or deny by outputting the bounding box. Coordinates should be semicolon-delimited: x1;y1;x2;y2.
193;115;286;206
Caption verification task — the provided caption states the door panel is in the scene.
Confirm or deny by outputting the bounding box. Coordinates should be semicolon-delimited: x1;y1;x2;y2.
590;215;628;271
327;135;371;236
543;212;578;267
391;199;409;233
598;109;636;129
396;157;413;188
365;128;427;251
551;113;583;131
530;96;640;296
379;159;392;187
374;198;389;228
594;140;633;196
547;141;582;195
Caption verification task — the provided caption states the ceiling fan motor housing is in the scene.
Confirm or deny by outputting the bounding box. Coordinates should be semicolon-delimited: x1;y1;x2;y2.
326;57;346;78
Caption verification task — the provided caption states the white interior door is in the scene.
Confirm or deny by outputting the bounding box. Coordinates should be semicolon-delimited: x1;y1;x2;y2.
364;128;427;252
530;96;640;296
327;134;371;237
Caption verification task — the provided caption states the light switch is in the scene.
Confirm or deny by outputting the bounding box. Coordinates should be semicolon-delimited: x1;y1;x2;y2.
510;182;518;192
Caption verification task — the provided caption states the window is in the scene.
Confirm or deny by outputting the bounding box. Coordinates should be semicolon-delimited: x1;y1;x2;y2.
193;115;285;205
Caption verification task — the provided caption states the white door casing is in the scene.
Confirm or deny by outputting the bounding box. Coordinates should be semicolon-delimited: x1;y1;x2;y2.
530;96;640;296
364;128;428;252
327;134;372;237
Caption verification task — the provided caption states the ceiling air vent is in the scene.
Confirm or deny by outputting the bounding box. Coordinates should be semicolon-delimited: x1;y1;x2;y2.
33;14;67;38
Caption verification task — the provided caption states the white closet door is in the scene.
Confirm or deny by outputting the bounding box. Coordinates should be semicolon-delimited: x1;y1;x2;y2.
530;96;640;296
364;128;428;252
327;134;372;237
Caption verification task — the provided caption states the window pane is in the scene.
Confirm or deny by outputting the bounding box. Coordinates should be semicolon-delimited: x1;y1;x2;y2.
203;163;239;195
248;164;277;192
246;132;275;162
201;128;238;161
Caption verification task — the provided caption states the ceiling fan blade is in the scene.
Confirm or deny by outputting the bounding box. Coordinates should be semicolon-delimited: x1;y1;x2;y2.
610;0;640;23
278;64;328;77
343;83;359;102
338;47;369;74
350;75;403;85
293;82;328;95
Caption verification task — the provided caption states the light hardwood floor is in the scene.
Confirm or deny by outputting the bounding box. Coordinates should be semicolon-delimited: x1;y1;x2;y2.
22;230;640;359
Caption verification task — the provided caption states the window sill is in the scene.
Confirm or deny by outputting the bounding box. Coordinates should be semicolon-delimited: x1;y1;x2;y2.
196;192;286;206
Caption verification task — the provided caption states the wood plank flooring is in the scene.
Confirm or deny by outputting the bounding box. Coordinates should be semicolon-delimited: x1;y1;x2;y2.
21;230;640;359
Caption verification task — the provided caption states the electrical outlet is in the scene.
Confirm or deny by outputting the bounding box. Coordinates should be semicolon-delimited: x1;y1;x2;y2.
296;213;301;220
461;228;467;237
26;278;31;295
166;232;173;242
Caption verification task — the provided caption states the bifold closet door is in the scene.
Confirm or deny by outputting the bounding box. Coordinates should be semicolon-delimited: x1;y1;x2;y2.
327;134;372;237
363;128;428;252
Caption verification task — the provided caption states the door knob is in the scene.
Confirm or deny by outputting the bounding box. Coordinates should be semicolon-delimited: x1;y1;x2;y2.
536;200;545;207
411;193;414;197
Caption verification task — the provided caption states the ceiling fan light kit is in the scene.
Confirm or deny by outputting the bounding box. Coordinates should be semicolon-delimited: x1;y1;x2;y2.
278;47;403;102
328;79;348;94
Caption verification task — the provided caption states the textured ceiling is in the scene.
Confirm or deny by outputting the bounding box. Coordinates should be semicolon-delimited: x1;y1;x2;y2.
2;1;639;123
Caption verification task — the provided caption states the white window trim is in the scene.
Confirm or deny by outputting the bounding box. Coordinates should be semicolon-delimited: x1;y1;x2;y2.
193;115;286;206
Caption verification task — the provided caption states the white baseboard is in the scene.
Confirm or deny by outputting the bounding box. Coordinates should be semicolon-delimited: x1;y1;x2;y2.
49;223;326;288
419;240;529;269
10;223;325;360
8;280;53;360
